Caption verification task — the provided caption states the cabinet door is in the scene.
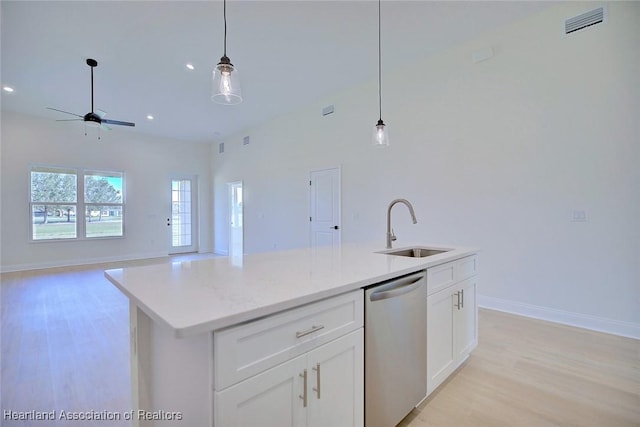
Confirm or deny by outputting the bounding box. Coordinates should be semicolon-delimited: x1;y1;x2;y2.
307;329;364;427
455;278;477;360
426;286;455;396
215;354;307;427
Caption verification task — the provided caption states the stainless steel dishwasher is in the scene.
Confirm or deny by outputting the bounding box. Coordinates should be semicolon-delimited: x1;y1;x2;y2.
365;270;427;427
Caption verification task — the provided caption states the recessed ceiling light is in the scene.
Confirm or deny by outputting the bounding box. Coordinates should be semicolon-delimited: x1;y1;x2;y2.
3;86;15;93
185;63;195;70
146;115;154;120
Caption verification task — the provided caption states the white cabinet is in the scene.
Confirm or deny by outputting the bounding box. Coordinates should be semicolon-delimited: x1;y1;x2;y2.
426;256;477;396
214;289;364;427
454;278;477;361
308;329;363;427
215;352;305;427
426;284;455;395
130;289;363;427
213;289;363;390
215;329;363;427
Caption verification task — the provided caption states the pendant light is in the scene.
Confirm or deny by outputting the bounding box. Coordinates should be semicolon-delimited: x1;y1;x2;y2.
212;0;242;105
372;0;389;147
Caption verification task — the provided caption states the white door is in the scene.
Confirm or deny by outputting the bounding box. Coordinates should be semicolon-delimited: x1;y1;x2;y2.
169;176;197;254
426;286;455;396
309;167;341;249
307;329;364;427
455;278;478;359
215;354;307;427
228;181;244;257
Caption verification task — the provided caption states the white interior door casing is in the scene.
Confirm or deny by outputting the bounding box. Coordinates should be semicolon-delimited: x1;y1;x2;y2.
310;167;341;249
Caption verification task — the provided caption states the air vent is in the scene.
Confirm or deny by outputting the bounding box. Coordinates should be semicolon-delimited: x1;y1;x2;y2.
322;104;335;116
565;7;605;34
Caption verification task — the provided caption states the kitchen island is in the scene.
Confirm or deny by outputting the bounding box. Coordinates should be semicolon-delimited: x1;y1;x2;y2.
105;243;478;427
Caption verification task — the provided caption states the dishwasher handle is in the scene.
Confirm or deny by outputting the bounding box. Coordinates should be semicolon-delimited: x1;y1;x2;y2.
369;271;425;302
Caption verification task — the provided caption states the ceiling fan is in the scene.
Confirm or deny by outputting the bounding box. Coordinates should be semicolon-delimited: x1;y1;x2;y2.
47;58;135;130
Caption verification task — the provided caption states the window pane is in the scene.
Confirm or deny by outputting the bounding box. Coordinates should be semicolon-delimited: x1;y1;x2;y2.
85;173;123;203
86;205;123;238
30;171;77;203
32;205;77;240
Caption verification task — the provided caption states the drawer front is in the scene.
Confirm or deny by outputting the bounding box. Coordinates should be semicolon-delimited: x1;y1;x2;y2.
456;255;477;281
427;261;456;295
214;289;364;390
427;255;478;295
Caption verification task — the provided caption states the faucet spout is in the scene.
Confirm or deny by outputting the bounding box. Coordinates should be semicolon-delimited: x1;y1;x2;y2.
386;198;418;249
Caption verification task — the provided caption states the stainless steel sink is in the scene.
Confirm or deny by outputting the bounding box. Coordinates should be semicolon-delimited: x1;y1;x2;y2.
382;247;449;258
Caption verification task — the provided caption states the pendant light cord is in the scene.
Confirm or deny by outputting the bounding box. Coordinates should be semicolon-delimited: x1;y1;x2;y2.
223;0;228;57
378;0;382;121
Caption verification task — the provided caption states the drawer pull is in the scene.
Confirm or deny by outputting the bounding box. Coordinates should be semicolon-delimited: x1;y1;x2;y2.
296;324;325;338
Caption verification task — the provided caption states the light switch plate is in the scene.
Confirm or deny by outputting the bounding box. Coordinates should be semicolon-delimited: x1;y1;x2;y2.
571;209;587;222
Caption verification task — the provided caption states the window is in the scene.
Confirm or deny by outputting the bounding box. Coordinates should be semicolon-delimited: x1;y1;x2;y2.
84;172;124;238
30;167;78;240
30;166;124;241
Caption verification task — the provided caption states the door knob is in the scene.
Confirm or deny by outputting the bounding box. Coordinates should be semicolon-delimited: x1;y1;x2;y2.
330;225;340;230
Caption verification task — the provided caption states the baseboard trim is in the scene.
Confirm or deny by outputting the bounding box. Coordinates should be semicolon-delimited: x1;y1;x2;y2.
478;294;640;340
0;251;168;274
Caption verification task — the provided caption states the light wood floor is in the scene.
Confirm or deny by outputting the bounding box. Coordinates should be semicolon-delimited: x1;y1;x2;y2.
400;310;640;427
2;261;639;427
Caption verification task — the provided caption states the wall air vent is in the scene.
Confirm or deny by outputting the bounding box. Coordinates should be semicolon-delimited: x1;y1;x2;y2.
565;7;606;35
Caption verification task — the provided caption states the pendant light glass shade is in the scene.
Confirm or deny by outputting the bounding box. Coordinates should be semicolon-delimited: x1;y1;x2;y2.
212;56;242;105
373;119;390;147
212;0;242;105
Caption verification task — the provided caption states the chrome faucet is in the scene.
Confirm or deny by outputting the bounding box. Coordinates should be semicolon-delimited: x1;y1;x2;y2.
386;199;418;249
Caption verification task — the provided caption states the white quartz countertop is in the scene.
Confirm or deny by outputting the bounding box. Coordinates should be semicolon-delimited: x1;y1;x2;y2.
105;243;477;337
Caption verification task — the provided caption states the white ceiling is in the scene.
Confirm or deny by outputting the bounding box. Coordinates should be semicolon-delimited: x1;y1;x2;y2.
1;1;554;143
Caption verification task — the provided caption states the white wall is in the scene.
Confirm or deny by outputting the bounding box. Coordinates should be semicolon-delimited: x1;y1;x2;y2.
213;3;640;337
0;111;213;272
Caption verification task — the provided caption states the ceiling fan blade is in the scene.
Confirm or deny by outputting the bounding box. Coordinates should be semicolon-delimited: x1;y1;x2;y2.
47;107;83;118
100;123;112;131
56;119;83;122
95;109;107;118
102;119;135;127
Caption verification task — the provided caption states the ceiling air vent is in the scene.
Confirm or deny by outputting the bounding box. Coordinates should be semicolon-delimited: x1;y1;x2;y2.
565;7;606;35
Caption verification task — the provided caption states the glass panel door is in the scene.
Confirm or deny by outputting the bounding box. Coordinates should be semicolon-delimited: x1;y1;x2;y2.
170;177;197;254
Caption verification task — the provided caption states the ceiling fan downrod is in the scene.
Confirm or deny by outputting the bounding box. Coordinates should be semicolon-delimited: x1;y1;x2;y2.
87;58;97;113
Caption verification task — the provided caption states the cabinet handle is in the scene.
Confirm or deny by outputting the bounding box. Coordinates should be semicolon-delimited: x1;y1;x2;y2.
454;291;461;310
296;325;324;338
299;369;308;407
461;288;464;309
312;363;321;399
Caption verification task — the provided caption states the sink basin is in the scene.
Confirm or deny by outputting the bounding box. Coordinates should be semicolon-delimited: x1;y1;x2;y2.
382;247;449;258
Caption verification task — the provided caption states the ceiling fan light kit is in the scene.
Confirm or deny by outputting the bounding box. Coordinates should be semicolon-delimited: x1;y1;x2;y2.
212;0;243;105
47;58;135;132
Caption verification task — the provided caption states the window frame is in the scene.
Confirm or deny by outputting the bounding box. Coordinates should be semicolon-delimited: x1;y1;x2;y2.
29;165;126;242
